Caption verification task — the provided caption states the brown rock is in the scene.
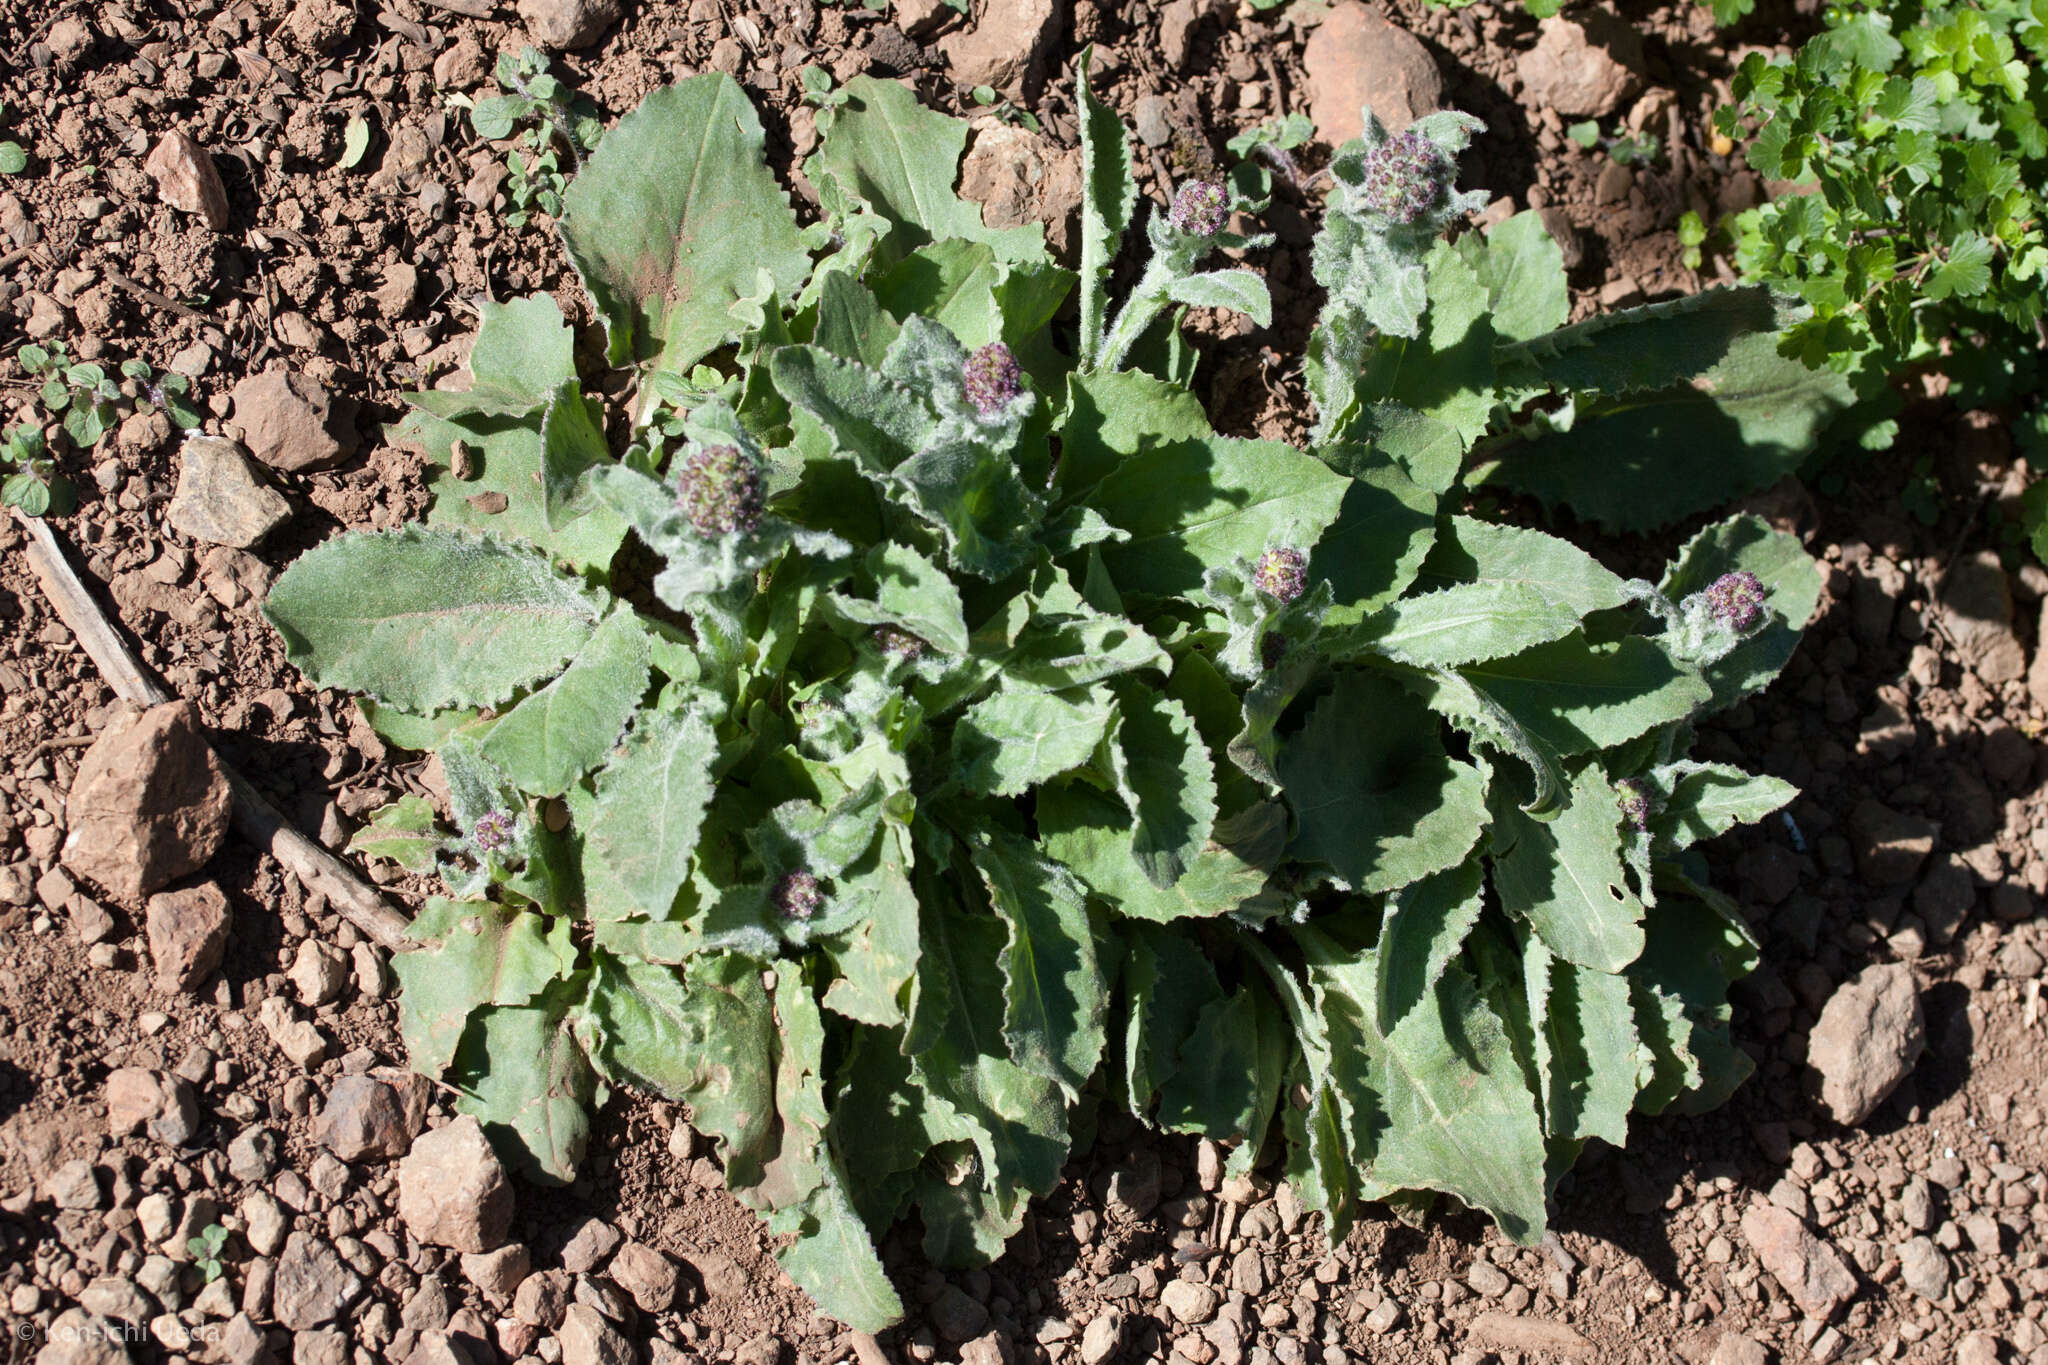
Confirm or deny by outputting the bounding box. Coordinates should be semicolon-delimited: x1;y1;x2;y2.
397;1116;514;1253
1848;799;1938;887
559;1304;634;1365
62;701;232;901
230;369;359;472
459;1244;530;1306
1941;549;2026;683
273;1231;365;1331
106;1068;199;1145
1709;1331;1770;1365
1303;2;1443;143
1808;963;1924;1125
1739;1203;1856;1317
145;882;231;992
958;120;1084;260
143;131;231;231
937;0;1059;96
516;0;621;48
313;1076;417;1161
1516;12;1645;119
1464;1313;1595;1359
609;1241;678;1313
166;436;291;548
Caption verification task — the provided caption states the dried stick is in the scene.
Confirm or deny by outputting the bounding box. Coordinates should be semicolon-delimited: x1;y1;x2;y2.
11;508;413;949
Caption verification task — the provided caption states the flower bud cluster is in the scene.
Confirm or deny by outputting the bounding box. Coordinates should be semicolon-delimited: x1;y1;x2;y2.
874;626;927;662
774;870;823;921
1253;547;1308;604
675;443;766;537
1168;180;1228;237
1615;779;1651;831
1358;130;1451;225
962;342;1023;416
472;810;515;852
1702;571;1767;632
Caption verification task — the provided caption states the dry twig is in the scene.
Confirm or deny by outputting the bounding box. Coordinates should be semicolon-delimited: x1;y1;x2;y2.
10;507;412;949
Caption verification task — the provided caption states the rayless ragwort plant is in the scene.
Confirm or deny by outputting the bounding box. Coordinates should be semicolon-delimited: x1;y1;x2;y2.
266;66;1816;1329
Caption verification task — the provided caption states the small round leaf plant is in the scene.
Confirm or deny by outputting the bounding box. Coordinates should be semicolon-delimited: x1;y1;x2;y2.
265;63;1815;1330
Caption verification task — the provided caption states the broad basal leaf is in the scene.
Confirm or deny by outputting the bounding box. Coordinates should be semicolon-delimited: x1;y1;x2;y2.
1491;765;1645;973
1350;583;1583;669
954;686;1114;797
1278;670;1489;895
347;795;442;871
393;898;579;1074
971;831;1106;1096
480;609;653;797
410;294;578;419
1416;515;1633;617
1648;761;1797;849
1452;633;1710;758
1037;780;1273;922
561;72;811;376
1106;687;1218;889
264;526;605;712
1094;436;1351;598
452;976;597;1185
581;706;720;920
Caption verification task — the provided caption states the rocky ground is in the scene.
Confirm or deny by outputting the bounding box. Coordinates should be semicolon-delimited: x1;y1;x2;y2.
1;0;2046;1363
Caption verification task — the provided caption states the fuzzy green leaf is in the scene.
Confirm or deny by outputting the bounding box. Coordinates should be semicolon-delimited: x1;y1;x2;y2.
393;899;580;1075
1450;634;1711;758
955;687;1115;797
1279;671;1490;895
1492;765;1645;974
1106;688;1218;889
972;831;1106;1097
1075;49;1135;369
1416;515;1634;617
808;76;1045;269
410;294;578;419
347;795;443;871
1351;583;1584;668
479;610;652;797
1094;436;1352;598
451;977;597;1185
265;527;604;712
581;707;720;920
1375;856;1486;1032
1648;762;1797;850
1037;781;1275;922
560;72;811;375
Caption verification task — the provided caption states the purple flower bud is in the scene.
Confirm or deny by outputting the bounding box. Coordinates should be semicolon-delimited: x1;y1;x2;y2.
1615;779;1650;831
873;626;926;662
1703;571;1767;632
1358;129;1451;226
473;810;515;852
1168;180;1228;237
675;443;765;537
1253;547;1308;604
1260;631;1288;672
774;870;823;921
962;342;1023;416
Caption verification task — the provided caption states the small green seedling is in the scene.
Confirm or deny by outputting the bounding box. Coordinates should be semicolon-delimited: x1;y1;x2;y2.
0;102;25;175
1;422;71;517
450;48;604;228
120;359;204;431
1678;210;1710;270
19;343;120;449
969;86;1041;133
1568;120;1661;167
187;1223;229;1283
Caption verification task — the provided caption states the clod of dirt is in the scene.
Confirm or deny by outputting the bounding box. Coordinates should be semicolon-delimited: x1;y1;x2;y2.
937;0;1060;96
1463;1312;1596;1360
142;131;231;232
1514;12;1646;119
1807;962;1926;1125
144;880;231;993
104;1067;199;1145
959;120;1084;259
1302;2;1443;143
1737;1202;1857;1318
61;700;233;901
399;1115;516;1254
1939;549;2027;683
166;436;292;549
229;369;361;473
518;0;625;49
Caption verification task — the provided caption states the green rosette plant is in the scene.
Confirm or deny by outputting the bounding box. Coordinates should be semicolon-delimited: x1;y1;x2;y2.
265;65;1816;1330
